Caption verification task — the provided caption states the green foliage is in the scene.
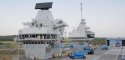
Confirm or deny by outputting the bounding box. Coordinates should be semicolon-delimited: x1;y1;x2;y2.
0;35;16;41
91;37;106;45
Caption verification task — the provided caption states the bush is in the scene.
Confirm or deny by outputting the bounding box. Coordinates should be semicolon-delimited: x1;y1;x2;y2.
90;38;106;45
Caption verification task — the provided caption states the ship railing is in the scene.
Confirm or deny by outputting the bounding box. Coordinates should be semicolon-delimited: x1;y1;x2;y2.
69;38;93;41
69;37;94;40
21;38;57;41
14;37;57;42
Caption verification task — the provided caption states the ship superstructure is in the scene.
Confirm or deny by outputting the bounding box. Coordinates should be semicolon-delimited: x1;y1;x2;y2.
15;2;67;59
69;3;95;44
69;19;94;44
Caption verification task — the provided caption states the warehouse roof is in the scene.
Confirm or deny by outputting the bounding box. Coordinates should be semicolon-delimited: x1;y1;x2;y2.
106;38;125;40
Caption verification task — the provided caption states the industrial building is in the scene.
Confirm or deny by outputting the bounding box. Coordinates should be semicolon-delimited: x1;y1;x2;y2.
106;38;125;46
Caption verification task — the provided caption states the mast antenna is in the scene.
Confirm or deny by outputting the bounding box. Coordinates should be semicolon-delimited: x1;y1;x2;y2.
81;3;83;21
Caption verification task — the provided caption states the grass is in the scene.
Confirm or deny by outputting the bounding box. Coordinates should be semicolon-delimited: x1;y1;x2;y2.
0;41;24;54
0;35;22;49
0;41;22;49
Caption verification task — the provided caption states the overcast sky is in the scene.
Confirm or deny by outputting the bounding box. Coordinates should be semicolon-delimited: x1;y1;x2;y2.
0;0;125;37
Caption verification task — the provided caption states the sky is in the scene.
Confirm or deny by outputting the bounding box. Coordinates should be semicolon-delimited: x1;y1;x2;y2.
0;0;125;37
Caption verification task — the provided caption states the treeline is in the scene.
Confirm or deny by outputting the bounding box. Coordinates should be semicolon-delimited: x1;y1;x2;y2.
90;37;106;45
0;35;17;41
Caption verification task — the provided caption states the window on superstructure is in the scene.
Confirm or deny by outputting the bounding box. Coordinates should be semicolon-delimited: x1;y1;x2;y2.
32;41;34;44
26;41;28;44
50;34;52;39
58;21;62;24
48;42;51;44
43;41;45;44
38;41;40;44
36;24;38;27
46;34;48;39
44;34;47;39
51;34;53;39
47;34;50;39
53;35;55;39
30;35;32;38
47;42;50;44
25;35;26;38
41;41;43;44
40;34;43;39
22;35;25;39
36;34;38;38
87;34;94;38
32;23;34;26
54;34;56;39
32;35;36;38
35;41;37;44
23;41;25;44
52;34;57;39
40;24;42;27
29;41;31;44
25;35;28;38
54;34;57;39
